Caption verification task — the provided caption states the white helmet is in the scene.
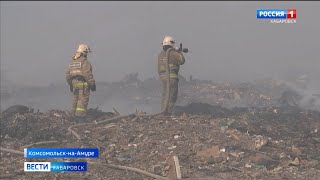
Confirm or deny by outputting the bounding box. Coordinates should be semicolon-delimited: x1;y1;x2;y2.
162;36;175;47
76;44;91;54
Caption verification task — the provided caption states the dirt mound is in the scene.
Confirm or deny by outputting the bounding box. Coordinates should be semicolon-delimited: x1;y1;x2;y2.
0;108;115;145
1;105;32;117
0;110;71;144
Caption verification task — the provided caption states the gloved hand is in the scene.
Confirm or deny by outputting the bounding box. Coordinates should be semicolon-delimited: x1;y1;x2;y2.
90;84;96;92
69;85;73;92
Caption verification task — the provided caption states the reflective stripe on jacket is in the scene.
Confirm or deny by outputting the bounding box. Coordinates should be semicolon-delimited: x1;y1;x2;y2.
72;82;88;88
66;55;95;86
158;48;185;79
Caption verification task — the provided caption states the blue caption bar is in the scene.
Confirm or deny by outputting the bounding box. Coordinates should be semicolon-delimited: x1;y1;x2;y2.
257;9;287;19
24;162;87;172
51;162;87;172
24;148;99;158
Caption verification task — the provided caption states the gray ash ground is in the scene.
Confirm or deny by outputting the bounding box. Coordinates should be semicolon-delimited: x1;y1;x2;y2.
0;104;319;180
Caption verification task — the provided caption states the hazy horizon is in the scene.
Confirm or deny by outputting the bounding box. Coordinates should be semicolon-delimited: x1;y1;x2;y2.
1;1;319;88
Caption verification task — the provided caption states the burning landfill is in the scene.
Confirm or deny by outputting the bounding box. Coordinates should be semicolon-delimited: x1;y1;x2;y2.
1;73;319;179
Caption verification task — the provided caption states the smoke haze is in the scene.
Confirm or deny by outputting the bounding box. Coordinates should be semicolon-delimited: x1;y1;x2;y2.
1;1;319;112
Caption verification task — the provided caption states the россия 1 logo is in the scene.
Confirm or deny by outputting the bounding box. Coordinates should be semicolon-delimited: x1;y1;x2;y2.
257;9;296;24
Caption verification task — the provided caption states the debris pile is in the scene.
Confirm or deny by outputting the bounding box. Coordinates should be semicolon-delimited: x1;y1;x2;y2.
2;75;318;113
179;79;293;109
1;103;319;179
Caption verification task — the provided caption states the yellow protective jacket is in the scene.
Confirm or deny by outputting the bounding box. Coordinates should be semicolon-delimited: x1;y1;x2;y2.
158;48;185;79
66;55;95;87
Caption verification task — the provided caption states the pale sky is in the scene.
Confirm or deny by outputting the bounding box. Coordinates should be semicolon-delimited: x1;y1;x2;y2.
1;1;319;87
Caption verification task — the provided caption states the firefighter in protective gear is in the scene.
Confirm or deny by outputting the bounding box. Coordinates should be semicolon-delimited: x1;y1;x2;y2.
158;36;185;114
66;44;96;122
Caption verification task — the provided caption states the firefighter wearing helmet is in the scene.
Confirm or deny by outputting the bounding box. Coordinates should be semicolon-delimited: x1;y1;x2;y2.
158;36;186;115
66;43;96;123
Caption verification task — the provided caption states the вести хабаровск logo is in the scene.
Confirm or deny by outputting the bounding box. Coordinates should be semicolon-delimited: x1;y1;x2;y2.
257;9;296;24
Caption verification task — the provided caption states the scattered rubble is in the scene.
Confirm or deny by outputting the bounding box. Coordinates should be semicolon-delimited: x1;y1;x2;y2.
1;76;319;179
3;76;320;114
1;103;319;179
